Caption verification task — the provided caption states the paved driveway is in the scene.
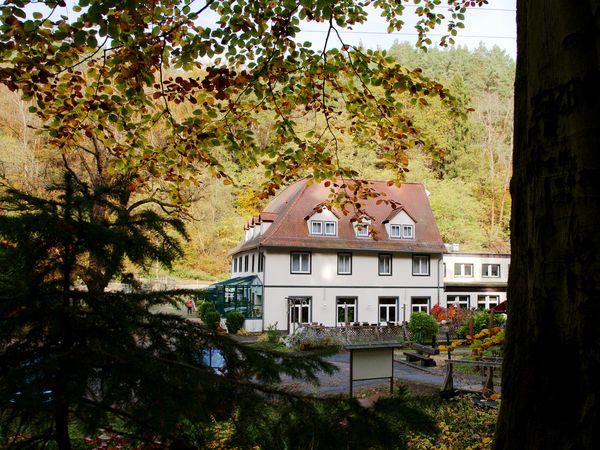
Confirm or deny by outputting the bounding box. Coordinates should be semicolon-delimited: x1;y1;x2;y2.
281;351;491;396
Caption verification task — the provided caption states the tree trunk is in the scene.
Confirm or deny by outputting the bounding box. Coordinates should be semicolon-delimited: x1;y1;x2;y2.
55;402;72;450
495;1;600;448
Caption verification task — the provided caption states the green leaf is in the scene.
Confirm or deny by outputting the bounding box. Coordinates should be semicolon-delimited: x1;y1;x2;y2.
73;30;87;46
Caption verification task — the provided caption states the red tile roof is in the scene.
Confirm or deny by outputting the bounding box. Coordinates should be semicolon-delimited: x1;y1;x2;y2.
231;179;446;254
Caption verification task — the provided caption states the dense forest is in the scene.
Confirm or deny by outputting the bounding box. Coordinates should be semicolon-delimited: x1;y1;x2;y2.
0;42;514;281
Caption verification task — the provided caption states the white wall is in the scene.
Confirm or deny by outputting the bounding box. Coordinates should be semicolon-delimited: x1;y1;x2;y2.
443;253;510;284
261;248;443;330
263;249;442;288
262;286;442;330
442;253;510;310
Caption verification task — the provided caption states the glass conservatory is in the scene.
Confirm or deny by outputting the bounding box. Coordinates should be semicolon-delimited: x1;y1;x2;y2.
207;276;263;319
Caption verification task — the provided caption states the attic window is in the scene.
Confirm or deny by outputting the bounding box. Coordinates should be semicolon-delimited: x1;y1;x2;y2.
310;220;323;235
354;221;370;238
324;221;337;236
390;224;414;239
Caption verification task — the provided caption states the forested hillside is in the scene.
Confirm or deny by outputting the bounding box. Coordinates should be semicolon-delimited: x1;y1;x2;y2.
389;43;514;253
0;43;514;281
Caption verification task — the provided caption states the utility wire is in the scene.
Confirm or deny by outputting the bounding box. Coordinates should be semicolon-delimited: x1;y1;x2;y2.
299;30;515;40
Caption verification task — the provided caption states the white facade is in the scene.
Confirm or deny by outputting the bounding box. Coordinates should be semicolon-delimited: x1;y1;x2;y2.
442;252;510;310
230;248;511;330
225;179;459;332
230;247;443;331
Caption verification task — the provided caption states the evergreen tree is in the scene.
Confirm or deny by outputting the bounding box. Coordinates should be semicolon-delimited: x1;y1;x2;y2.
0;162;332;449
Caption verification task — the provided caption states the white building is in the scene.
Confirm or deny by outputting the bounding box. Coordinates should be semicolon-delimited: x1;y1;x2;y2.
442;248;510;311
224;179;447;332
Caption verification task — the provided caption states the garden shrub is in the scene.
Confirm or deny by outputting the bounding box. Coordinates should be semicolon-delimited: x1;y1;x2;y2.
198;301;216;321
204;310;221;332
225;311;245;335
407;395;497;449
408;312;439;343
457;311;505;338
258;322;281;344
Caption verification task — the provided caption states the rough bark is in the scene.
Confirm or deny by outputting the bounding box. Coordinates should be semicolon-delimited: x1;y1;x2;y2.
495;1;600;448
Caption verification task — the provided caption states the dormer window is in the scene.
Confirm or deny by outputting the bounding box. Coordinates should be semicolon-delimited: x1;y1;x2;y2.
310;220;337;236
324;221;337;236
390;224;414;239
354;220;370;238
310;220;323;235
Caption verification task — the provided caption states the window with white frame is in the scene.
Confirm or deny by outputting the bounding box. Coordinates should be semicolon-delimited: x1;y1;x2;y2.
447;295;469;309
233;258;238;272
454;263;473;277
390;224;414;239
378;254;392;276
324;221;337;236
290;252;311;274
336;297;357;325
412;255;430;276
482;263;501;277
337;253;352;275
477;295;499;310
354;220;370;237
379;297;397;324
310;220;323;235
289;297;311;327
411;297;430;313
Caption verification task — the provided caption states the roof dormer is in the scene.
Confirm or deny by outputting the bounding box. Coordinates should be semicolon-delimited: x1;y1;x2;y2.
305;205;339;237
383;208;417;240
353;214;373;238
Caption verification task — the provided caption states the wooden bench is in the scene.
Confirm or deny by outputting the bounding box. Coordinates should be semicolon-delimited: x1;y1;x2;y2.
441;359;502;397
404;343;439;367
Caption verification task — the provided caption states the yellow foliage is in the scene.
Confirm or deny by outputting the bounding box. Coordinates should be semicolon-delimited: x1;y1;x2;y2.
205;413;261;450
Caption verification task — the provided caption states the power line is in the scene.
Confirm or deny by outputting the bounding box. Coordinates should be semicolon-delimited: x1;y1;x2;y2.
298;30;515;40
402;5;515;12
404;3;517;12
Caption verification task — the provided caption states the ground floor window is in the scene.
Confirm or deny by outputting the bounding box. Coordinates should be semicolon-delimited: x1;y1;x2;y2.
477;295;499;310
411;297;430;313
447;295;470;309
336;297;357;325
378;297;397;324
288;297;311;332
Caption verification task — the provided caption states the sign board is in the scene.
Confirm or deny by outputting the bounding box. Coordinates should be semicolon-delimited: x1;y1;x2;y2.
351;347;394;380
346;342;402;397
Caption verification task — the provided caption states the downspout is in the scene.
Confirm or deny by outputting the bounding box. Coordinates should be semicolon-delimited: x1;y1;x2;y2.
257;243;265;332
437;254;443;307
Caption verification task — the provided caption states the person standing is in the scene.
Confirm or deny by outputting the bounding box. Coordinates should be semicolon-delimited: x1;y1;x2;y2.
185;298;195;316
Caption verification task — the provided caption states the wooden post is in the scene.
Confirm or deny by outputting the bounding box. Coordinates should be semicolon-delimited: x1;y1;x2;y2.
441;362;454;396
349;349;353;399
484;366;495;396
